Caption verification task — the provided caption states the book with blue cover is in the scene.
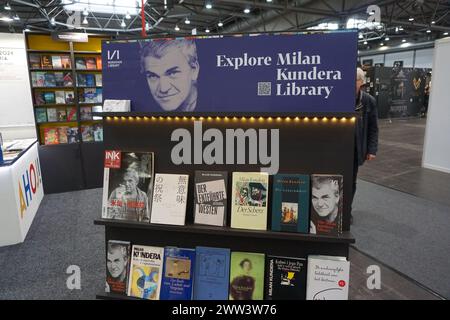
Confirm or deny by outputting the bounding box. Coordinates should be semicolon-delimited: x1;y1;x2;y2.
160;247;196;300
271;174;310;233
86;74;95;87
193;246;230;300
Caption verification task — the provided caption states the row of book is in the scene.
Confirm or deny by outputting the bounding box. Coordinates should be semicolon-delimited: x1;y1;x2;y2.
43;124;103;145
106;242;350;300
34;90;74;105
78;88;103;103
77;73;102;87
29;54;71;69
75;56;102;70
31;71;73;88
102;151;344;236
36;106;102;123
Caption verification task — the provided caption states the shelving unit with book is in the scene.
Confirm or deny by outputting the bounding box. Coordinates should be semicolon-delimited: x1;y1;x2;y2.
94;111;356;300
25;32;110;193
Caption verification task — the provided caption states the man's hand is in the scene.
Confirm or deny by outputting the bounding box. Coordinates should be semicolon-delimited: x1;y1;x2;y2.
366;154;376;161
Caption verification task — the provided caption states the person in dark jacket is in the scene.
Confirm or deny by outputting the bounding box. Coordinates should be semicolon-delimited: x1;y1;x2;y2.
352;68;379;222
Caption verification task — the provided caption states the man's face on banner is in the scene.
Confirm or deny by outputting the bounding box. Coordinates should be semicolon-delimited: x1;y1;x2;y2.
107;249;127;278
311;183;339;217
143;49;198;111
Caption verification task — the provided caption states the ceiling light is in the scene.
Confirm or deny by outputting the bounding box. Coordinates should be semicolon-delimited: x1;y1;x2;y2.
145;22;150;30
50;17;56;25
266;0;273;2
426;29;431;33
218;21;223;27
4;2;11;10
125;12;131;20
205;3;212;9
358;33;363;39
400;42;411;48
444;32;449;36
83;8;88;16
244;8;251;14
431;21;435;24
24;26;30;32
82;17;88;24
380;42;384;46
363;40;368;45
402;38;406;42
175;24;180;31
185;17;190;24
205;28;210;33
385;36;389;41
13;14;20;21
409;17;414;21
399;26;404;31
120;19;126;28
62;0;147;16
0;16;13;22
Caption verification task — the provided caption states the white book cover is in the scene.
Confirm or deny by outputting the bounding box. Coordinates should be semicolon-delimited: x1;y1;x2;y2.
103;99;131;112
55;91;65;104
150;173;189;226
306;255;350;300
194;171;227;227
230;172;269;230
127;245;164;300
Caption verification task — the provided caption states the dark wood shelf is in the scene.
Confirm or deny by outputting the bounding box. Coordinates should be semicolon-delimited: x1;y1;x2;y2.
77;86;103;89
76;69;102;72
30;68;73;72
27;49;71;54
96;292;140;300
74;51;102;54
34;104;76;107
80;102;102;105
37;121;78;125
32;86;74;89
94;218;355;244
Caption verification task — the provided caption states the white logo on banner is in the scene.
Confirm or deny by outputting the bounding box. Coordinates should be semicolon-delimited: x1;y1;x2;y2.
107;50;122;68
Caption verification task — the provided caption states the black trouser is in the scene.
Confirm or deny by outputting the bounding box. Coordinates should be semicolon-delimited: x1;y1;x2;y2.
351;151;359;213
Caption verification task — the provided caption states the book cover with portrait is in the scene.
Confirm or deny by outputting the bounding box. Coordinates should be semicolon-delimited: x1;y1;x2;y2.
102;150;154;222
127;245;164;300
271;174;310;233
231;172;269;230
310;174;343;236
229;251;265;300
106;240;130;295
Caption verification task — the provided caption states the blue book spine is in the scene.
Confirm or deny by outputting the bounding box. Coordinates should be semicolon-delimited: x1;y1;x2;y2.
271;174;310;233
193;246;231;300
160;247;196;300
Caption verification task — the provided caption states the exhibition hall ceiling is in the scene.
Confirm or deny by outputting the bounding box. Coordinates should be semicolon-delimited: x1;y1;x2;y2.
0;0;449;48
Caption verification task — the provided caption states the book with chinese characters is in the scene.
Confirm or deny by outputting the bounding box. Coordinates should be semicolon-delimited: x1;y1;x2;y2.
106;240;131;296
102;150;154;222
271;174;310;233
230;172;269;230
127;245;164;300
150;173;189;226
306;255;349;300
265;255;307;300
310;174;343;236
193;171;228;227
160;247;196;300
229;251;265;300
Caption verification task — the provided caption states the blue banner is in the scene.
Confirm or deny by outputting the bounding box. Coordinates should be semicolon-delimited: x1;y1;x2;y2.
102;32;357;113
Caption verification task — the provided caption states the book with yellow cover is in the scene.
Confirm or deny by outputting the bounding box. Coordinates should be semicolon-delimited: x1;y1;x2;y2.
230;172;269;230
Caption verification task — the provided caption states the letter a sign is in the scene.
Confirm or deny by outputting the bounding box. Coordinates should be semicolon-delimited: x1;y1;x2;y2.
104;150;121;168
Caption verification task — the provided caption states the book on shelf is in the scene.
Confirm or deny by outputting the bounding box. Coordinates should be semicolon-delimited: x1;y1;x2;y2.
96;88;102;102
95;73;102;86
80;106;92;120
51;56;62;69
61;55;71;69
54;72;64;87
75;57;86;69
127;245;164;300
55;91;65;104
41;55;53;69
160;247;196;300
63;72;73;87
29;53;41;69
35;72;45;87
265;255;307;300
271;174;310;234
65;91;74;104
96;56;102;69
193;246;230;300
150;173;189;226
35;108;47;123
306;255;349;300
66;127;79;143
230;172;269;230
193;171;228;227
56;107;67;121
81;125;94;142
44;128;59;145
57;126;68;144
310;174;343;236
86;57;97;70
92;105;103;120
93;123;103;141
46;107;57;122
86;74;95;87
229;251;265;300
43;91;55;104
106;240;131;296
31;72;37;87
77;73;87;87
66;107;77;121
44;72;56;87
34;91;45;105
102;150;154;222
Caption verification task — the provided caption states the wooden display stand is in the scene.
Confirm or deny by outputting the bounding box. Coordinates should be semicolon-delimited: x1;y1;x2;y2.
95;111;356;300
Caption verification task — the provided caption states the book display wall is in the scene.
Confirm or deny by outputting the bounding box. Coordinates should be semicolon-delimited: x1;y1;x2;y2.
25;33;109;193
95;33;357;300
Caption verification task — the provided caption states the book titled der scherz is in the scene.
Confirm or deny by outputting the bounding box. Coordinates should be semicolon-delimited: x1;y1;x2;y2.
310;174;343;236
265;255;307;300
127;245;164;300
230;172;269;230
271;174;310;233
105;240;130;295
306;255;349;300
193;246;230;300
150;173;189;226
102;150;154;222
194;171;228;226
229;251;265;300
160;247;196;300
